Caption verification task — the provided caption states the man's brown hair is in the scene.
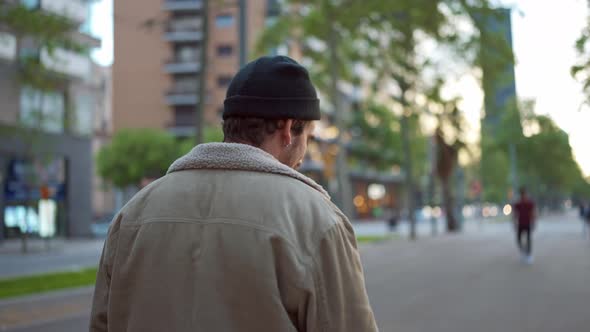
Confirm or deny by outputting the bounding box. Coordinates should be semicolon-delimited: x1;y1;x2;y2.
222;117;307;147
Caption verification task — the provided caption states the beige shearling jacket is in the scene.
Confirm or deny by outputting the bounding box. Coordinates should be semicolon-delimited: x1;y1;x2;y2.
90;143;377;331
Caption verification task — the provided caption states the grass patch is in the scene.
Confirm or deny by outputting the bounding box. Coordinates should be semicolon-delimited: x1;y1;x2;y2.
0;267;98;300
357;235;395;244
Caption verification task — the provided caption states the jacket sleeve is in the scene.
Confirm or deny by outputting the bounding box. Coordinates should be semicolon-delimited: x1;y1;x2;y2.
89;214;122;332
307;219;378;332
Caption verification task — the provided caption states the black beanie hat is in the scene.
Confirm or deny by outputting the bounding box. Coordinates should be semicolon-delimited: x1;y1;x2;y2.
223;56;321;120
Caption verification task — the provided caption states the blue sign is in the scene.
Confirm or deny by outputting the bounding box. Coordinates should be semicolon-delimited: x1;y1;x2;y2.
4;158;66;202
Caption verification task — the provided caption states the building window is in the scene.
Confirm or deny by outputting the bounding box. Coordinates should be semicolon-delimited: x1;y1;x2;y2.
176;46;199;62
169;16;202;32
215;14;234;28
20;87;65;134
71;92;94;136
217;45;233;57
0;32;17;61
173;107;194;127
217;76;233;88
172;77;199;93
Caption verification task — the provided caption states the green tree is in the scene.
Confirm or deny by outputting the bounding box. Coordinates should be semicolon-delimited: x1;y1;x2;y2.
349;103;402;171
257;0;504;236
480;99;530;204
256;0;402;218
572;0;590;107
349;102;427;176
178;126;224;155
96;129;182;189
518;115;587;208
98;126;224;190
480;142;510;203
346;0;499;236
484;101;589;208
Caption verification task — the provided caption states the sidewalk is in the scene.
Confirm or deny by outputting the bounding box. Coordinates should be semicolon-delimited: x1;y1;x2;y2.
0;239;104;279
0;214;586;331
0;218;502;279
352;217;504;238
0;287;93;331
363;215;590;332
352;211;580;238
0;213;578;280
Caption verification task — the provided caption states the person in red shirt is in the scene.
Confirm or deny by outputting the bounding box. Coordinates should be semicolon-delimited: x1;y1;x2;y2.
513;187;536;264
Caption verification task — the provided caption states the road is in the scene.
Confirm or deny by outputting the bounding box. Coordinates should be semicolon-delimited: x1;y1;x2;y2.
1;214;588;331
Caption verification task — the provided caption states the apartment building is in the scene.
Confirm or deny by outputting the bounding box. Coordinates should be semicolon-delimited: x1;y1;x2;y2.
0;0;102;239
113;0;270;136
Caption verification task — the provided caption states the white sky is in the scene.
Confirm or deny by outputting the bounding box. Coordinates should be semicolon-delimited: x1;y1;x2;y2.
509;0;590;176
89;0;590;176
89;0;113;67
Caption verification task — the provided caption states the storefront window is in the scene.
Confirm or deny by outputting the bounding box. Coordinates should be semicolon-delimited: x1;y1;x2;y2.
3;157;66;238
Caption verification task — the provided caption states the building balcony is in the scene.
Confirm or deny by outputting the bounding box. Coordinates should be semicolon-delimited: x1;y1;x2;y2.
164;30;203;42
164;59;201;74
40;47;91;80
40;0;88;24
69;30;101;49
166;91;199;105
162;0;203;11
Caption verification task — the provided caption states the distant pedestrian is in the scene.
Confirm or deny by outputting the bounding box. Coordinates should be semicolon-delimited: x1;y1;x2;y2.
512;187;536;264
583;203;590;240
89;56;377;332
388;211;399;232
580;203;587;238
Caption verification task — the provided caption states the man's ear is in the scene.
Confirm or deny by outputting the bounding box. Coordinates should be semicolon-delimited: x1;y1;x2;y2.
279;119;293;147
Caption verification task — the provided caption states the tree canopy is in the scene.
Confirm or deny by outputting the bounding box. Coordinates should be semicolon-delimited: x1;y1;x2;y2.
481;105;589;204
97;127;224;188
96;129;181;188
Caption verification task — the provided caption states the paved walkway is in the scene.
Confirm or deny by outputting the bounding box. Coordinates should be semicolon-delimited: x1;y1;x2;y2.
0;214;588;331
0;239;104;279
0;215;516;279
0;287;92;331
363;216;590;331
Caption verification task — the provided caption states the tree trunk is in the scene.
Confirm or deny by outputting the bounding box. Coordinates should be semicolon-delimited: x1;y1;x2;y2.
398;75;416;239
327;6;353;218
400;113;416;239
435;129;459;232
427;137;438;236
441;176;459;232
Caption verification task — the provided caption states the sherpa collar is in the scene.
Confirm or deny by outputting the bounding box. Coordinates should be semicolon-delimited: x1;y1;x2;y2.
167;143;330;199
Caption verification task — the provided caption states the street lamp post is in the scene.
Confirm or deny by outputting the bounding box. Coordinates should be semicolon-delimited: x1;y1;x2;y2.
195;0;209;145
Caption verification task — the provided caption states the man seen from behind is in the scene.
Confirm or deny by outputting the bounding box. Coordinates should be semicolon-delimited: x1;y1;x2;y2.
89;56;378;332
